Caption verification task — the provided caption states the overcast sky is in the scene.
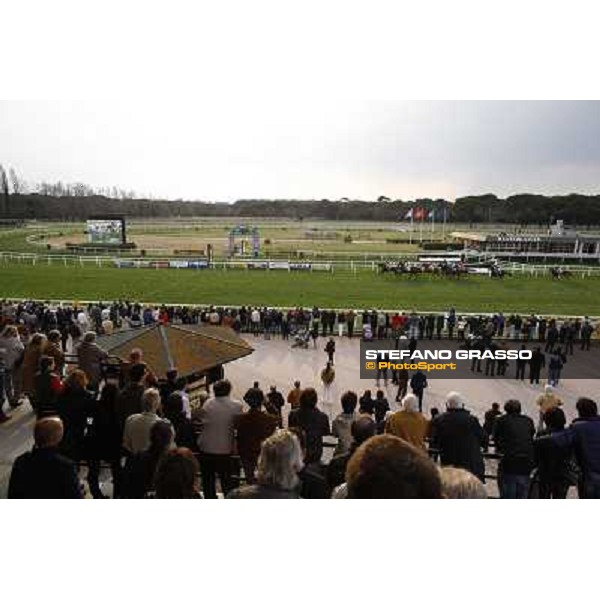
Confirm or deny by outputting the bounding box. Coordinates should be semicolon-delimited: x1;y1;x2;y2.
1;100;599;202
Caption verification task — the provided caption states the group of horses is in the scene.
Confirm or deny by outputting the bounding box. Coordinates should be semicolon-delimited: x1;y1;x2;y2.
377;260;508;279
378;260;578;280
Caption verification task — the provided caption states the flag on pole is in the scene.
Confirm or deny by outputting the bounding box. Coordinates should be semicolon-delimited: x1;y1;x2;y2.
403;208;413;220
413;206;427;221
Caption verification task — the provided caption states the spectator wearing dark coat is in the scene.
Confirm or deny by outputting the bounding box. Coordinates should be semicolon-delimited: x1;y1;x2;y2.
162;392;197;451
234;388;278;484
551;397;600;499
116;363;147;431
288;426;330;499
494;399;536;499
373;390;390;433
534;407;575;499
325;338;336;364
409;370;428;412
121;420;175;498
265;385;285;425
159;368;179;405
483;402;502;437
429;392;488;481
529;347;546;385
288;387;330;464
57;369;96;462
8;417;82;499
86;383;123;498
359;390;374;416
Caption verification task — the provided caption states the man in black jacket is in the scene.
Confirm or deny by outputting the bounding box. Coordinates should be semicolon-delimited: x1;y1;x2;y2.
8;417;82;499
529;347;545;385
552;397;600;498
493;399;536;499
409;370;428;412
288;387;330;463
116;363;147;431
545;324;558;353
425;314;435;340
429;392;488;481
435;315;445;340
580;320;593;351
515;344;528;381
534;407;574;499
325;338;336;365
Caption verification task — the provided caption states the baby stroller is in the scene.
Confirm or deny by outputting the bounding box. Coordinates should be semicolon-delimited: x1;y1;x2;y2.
292;328;310;349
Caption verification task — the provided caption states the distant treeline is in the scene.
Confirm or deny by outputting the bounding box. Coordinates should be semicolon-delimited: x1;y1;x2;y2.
1;192;600;224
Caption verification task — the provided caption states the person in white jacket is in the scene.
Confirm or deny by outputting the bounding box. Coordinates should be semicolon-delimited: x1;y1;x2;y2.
196;379;243;498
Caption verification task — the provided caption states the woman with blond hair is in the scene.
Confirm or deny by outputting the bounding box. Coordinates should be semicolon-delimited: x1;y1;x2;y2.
57;369;96;462
440;466;487;499
227;429;304;499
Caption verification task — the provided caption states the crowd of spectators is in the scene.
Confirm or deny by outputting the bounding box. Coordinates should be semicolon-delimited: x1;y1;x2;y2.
1;299;596;345
2;298;599;499
4;362;600;499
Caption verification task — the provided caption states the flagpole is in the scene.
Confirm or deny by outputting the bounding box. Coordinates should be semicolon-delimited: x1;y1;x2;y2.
419;211;423;244
431;209;435;240
442;206;447;239
409;208;413;245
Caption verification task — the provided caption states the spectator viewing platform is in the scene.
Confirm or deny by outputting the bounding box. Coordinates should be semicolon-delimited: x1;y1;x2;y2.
451;222;600;262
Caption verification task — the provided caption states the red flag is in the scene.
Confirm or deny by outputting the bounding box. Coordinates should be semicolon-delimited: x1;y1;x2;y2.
414;206;427;221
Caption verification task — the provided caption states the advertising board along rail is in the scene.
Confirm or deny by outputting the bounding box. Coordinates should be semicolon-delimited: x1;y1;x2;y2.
3;250;600;276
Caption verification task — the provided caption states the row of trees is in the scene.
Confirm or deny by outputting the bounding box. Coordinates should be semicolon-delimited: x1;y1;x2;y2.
2;165;600;224
0;165;141;199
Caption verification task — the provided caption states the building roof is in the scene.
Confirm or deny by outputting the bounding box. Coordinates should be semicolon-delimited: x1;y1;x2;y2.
96;323;254;377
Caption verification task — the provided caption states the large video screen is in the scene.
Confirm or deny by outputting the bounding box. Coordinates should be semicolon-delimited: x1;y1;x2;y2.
86;218;125;245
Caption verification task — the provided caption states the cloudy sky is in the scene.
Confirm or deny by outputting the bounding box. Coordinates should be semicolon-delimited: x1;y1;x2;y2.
1;100;599;202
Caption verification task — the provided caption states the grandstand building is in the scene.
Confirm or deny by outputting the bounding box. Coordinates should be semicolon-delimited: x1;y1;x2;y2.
451;221;600;263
